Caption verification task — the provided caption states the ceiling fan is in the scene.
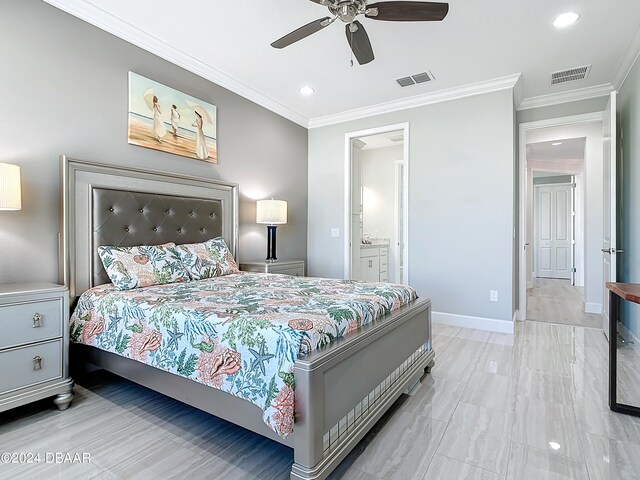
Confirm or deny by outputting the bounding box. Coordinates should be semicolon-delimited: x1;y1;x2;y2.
271;1;449;65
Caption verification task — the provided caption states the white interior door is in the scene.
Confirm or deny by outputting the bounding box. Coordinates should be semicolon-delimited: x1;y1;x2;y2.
535;184;572;279
603;92;618;338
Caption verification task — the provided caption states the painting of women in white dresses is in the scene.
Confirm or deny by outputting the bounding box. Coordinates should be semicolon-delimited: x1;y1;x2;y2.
128;72;218;163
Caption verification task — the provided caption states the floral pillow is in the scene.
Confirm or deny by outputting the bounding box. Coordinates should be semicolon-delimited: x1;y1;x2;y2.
98;243;190;290
175;237;240;280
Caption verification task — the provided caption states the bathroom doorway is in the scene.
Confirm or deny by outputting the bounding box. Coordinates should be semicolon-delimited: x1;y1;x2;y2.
344;123;409;284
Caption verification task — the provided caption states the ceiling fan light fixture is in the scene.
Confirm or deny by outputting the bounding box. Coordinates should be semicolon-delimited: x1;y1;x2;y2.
553;12;580;29
299;86;315;96
272;0;449;64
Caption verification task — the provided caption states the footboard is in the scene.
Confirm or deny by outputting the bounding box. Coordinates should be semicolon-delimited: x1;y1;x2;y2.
291;299;434;480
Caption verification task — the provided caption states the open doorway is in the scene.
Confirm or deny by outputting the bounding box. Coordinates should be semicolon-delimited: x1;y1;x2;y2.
344;123;409;284
527;151;600;327
519;114;606;330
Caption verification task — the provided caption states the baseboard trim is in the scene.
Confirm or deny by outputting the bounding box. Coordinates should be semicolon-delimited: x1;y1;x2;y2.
432;311;514;334
585;302;603;314
619;322;640;354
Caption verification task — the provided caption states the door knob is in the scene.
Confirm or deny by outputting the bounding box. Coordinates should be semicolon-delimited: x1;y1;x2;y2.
602;248;612;254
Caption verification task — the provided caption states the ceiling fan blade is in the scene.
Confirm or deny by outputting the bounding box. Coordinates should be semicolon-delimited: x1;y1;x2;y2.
271;17;332;49
345;20;374;65
366;1;449;21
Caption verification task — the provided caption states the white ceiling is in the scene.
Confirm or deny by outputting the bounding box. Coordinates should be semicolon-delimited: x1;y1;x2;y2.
360;130;404;150
527;137;586;161
46;0;640;126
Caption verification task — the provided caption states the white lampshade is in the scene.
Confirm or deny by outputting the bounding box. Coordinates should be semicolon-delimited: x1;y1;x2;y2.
256;199;287;225
0;163;22;211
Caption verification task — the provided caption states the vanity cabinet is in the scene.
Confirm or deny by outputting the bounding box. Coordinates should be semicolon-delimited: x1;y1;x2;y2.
359;246;389;282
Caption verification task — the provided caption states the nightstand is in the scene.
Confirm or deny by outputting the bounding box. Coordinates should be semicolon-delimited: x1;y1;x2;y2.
240;260;305;277
0;283;74;412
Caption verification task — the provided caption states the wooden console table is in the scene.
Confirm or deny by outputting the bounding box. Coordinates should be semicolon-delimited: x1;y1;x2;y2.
607;282;640;416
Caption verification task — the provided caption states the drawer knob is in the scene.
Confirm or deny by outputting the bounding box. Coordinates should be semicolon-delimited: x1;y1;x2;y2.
32;313;43;328
33;356;42;371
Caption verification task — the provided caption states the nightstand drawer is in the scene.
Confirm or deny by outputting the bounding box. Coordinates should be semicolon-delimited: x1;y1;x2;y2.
0;299;63;349
240;261;305;277
274;267;304;277
0;340;62;393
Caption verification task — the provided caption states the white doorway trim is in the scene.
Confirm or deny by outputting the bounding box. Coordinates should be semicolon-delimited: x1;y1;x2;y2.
343;122;410;283
394;160;404;284
517;112;605;321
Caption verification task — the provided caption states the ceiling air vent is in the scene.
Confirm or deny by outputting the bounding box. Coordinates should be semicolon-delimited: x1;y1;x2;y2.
396;70;434;88
396;76;415;87
550;65;591;85
412;72;432;84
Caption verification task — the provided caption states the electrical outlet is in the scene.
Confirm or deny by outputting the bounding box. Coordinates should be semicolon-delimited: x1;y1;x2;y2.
490;290;499;302
331;228;340;238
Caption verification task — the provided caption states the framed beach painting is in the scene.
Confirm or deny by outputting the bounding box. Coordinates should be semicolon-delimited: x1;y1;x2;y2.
128;72;217;163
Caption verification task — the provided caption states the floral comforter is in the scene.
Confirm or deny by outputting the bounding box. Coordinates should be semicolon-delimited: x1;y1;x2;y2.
70;272;417;437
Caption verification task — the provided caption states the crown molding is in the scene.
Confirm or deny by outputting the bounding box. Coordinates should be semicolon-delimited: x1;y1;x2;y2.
308;73;522;129
512;73;524;109
43;0;309;128
517;83;614;111
614;26;640;89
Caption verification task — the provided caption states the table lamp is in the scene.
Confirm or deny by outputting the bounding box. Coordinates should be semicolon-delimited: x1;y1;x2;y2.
256;199;287;262
0;163;22;211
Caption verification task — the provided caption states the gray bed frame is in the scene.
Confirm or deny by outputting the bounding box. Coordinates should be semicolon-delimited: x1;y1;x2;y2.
60;156;435;480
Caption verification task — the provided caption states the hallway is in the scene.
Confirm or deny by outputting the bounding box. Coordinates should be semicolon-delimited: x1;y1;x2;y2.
527;278;602;328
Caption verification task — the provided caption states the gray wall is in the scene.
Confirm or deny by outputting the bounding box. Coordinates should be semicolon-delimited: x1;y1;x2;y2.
308;89;515;326
516;96;609;124
0;1;308;284
533;175;573;185
619;55;640;336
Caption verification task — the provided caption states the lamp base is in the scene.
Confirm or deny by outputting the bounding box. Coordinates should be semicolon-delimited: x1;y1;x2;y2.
266;225;278;262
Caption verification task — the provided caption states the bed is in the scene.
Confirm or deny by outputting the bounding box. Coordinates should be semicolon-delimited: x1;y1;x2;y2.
60;156;435;480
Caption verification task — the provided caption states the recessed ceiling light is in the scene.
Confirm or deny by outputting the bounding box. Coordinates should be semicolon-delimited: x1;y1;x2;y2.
552;142;563;146
554;12;580;29
549;441;561;450
299;86;315;96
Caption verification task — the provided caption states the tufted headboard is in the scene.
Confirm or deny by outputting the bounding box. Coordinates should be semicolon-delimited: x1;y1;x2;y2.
60;156;238;301
91;188;224;287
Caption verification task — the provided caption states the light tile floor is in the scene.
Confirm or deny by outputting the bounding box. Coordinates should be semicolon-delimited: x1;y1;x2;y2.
1;320;638;479
527;278;602;328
